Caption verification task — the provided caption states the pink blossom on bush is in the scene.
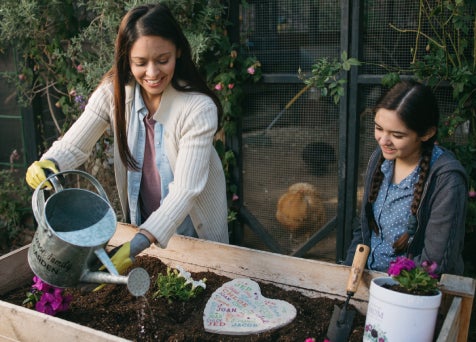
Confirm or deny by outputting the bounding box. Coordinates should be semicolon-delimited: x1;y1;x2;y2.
469;191;476;198
214;83;223;91
247;66;255;75
228;83;235;89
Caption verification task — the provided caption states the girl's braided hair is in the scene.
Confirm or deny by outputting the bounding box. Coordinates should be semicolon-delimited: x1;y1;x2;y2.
367;80;439;253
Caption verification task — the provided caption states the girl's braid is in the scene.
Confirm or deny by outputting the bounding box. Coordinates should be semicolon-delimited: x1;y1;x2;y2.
393;145;433;253
367;154;386;234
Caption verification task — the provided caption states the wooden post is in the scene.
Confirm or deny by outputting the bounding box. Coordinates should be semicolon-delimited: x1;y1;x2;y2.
437;274;475;342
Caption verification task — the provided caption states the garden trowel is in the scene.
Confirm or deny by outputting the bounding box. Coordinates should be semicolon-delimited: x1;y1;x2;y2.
326;244;370;342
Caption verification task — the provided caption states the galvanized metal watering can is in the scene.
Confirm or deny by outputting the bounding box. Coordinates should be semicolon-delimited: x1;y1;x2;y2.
28;170;150;296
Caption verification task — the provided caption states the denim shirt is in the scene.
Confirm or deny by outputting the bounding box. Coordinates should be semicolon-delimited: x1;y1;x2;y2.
368;145;443;271
127;84;173;226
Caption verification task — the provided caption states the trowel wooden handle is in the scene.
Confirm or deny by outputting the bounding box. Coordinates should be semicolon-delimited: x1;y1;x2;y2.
346;244;370;294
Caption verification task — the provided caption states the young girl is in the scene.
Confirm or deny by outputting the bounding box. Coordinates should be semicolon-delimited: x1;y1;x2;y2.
345;80;468;275
26;4;229;273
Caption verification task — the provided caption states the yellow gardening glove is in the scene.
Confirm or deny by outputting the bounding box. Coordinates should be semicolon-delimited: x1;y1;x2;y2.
26;159;59;189
93;233;151;291
93;242;133;292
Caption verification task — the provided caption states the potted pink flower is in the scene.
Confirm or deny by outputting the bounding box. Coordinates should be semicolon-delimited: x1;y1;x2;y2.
386;256;439;295
364;257;442;342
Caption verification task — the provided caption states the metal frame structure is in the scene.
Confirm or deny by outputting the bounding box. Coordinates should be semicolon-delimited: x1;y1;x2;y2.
236;0;369;262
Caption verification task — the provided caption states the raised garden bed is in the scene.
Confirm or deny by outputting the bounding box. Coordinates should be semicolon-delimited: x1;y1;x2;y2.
0;223;474;341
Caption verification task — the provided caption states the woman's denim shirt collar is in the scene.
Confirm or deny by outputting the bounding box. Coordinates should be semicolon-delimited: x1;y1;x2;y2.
127;84;173;225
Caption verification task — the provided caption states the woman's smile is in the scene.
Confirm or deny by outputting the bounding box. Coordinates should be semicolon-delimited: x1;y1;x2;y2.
129;35;179;109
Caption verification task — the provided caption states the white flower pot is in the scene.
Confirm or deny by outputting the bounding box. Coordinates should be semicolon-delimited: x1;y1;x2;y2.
364;276;442;342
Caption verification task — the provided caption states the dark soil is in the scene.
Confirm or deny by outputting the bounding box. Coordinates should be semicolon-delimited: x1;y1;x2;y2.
1;255;366;342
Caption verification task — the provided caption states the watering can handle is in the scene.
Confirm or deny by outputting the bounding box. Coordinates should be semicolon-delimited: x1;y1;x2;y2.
43;170;110;202
32;170;111;233
31;170;63;234
44;168;64;192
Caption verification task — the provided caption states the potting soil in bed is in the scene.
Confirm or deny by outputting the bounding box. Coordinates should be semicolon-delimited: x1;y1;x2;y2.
1;255;366;341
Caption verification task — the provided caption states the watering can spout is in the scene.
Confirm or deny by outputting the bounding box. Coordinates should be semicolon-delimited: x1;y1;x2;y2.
80;267;150;297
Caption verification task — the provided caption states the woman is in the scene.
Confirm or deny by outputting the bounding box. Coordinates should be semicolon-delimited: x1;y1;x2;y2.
26;4;229;272
345;80;468;275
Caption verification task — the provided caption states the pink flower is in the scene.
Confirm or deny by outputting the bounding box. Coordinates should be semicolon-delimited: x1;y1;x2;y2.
228;83;235;89
214;83;223;91
469;191;476;199
422;260;438;278
35;288;72;315
304;338;316;342
76;64;84;73
247;66;255;75
232;193;239;201
28;276;73;316
18;74;26;81
36;296;55;316
32;276;52;292
387;256;415;276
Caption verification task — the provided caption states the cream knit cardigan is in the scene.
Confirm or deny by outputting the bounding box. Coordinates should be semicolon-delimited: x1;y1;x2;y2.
42;80;229;248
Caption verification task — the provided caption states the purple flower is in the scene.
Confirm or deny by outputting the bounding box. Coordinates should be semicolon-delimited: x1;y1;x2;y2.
32;276;52;292
422;260;438;278
387;257;439;294
26;276;73;316
387;256;415;276
35;296;56;316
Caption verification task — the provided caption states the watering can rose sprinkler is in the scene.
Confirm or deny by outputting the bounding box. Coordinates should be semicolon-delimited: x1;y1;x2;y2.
27;170;150;297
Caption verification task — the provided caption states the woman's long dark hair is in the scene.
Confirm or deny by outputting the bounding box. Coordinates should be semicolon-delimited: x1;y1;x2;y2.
367;80;440;253
107;4;223;170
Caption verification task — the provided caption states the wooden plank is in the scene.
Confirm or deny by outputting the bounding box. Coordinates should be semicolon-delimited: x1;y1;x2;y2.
110;223;385;314
439;274;475;342
0;245;33;295
436;297;462;342
0;300;130;342
0;223;472;341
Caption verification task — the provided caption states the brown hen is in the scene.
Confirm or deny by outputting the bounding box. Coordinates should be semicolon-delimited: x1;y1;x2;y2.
276;182;327;242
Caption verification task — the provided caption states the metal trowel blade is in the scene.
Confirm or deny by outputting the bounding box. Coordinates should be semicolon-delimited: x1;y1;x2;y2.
326;304;356;342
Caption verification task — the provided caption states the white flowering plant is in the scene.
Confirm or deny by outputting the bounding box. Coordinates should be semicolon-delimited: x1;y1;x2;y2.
152;265;206;303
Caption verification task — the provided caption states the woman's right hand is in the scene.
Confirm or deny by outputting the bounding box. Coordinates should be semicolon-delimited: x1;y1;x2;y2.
25;159;59;189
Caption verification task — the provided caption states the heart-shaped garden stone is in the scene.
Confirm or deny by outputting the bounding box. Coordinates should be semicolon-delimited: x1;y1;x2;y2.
203;278;296;335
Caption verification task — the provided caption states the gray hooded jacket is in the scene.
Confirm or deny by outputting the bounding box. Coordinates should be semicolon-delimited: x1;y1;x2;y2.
345;147;468;275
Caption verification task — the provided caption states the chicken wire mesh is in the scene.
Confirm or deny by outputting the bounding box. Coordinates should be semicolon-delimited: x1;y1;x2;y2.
241;83;340;257
237;0;465;260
